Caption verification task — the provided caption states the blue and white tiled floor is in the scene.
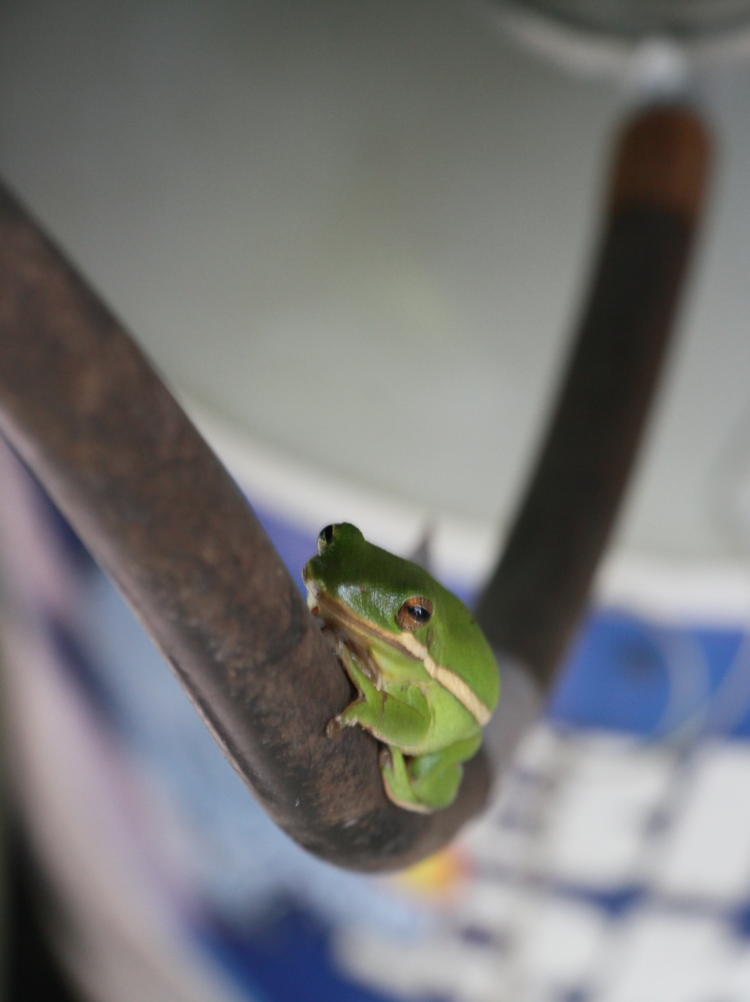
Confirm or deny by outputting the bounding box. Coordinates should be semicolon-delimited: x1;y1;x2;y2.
3;446;750;1002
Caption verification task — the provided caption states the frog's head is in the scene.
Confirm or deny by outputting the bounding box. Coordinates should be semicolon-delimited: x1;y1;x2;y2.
303;523;499;725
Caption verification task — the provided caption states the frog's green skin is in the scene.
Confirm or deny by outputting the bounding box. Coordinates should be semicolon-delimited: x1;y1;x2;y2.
302;523;500;813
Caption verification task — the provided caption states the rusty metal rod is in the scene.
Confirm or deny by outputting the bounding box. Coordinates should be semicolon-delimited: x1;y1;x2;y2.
0;100;711;872
0;184;490;872
477;103;712;684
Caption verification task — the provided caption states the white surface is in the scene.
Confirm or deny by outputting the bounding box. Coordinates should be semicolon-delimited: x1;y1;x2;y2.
1;0;750;567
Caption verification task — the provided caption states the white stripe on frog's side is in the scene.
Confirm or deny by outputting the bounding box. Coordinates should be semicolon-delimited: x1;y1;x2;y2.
310;590;492;726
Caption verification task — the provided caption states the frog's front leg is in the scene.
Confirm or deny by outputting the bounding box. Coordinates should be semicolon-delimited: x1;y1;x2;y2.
381;732;483;812
328;646;431;748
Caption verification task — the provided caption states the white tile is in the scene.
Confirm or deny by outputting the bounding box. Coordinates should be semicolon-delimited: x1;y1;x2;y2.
720;941;750;998
536;735;673;886
598;911;733;1002
333;926;505;1002
512;896;608;991
456;881;520;934
653;742;750;901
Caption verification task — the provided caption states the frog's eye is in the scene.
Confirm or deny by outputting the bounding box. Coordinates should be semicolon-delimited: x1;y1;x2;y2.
396;596;433;631
317;524;336;554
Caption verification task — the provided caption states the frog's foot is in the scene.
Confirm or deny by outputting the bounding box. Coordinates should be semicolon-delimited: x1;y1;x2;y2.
381;743;474;812
325;714;345;738
325;700;378;737
380;748;435;814
327;646;432;750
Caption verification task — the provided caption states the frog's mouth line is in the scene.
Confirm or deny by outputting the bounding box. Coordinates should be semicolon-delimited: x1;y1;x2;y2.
308;588;492;726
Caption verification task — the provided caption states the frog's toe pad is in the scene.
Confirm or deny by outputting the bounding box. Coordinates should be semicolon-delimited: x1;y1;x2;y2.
325;715;345;738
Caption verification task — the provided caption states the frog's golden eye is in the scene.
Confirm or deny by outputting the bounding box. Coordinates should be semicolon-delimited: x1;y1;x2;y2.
317;524;335;554
396;596;433;631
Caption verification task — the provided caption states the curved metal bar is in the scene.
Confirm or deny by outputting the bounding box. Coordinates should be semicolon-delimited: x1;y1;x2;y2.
477;103;712;685
0;100;712;873
0;184;489;872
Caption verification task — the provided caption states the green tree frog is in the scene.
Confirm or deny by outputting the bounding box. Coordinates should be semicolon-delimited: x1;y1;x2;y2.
302;523;500;813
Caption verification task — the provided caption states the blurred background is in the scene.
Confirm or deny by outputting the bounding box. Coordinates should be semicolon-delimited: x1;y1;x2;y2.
2;1;750;1000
